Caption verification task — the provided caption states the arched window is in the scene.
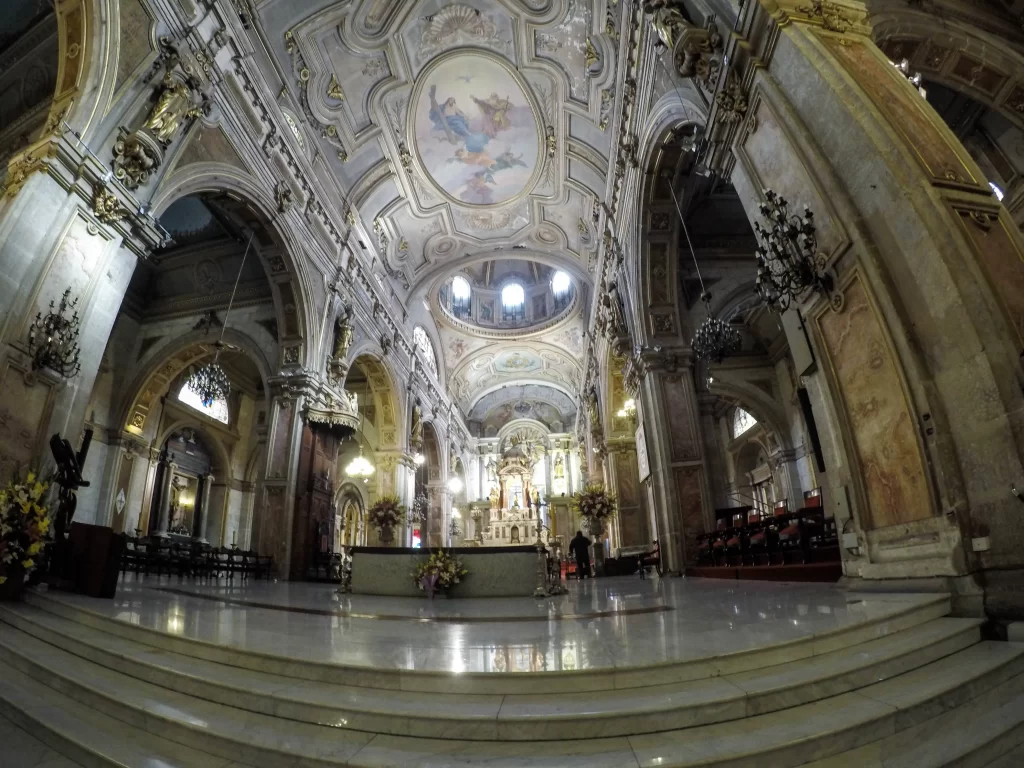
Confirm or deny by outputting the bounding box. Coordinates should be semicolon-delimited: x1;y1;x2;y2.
551;270;571;310
451;275;471;318
413;326;438;376
501;282;525;321
732;407;757;438
178;380;230;424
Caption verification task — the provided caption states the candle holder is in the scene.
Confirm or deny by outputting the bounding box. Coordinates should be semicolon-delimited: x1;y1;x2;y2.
28;288;82;378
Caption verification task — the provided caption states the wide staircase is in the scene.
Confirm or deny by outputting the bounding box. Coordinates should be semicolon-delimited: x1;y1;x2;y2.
0;588;1022;767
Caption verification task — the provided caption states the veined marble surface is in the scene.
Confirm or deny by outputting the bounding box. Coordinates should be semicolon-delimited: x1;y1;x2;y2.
33;575;945;675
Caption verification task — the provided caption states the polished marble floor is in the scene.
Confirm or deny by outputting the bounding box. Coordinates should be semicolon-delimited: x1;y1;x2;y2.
36;575;945;675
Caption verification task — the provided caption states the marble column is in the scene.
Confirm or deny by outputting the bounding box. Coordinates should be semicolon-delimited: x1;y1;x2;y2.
195;473;214;541
699;395;730;511
155;461;177;535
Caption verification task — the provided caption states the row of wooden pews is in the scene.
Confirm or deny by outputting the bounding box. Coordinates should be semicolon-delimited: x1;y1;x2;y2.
695;489;839;569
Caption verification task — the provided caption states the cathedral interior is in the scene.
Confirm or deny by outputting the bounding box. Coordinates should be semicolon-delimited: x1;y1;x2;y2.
1;0;1024;765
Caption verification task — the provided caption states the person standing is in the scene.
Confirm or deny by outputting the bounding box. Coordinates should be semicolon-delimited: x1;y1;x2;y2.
570;530;591;580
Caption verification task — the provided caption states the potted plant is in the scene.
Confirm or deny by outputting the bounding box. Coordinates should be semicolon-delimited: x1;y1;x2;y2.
412;549;468;598
572;484;617;538
1;470;53;601
368;495;406;545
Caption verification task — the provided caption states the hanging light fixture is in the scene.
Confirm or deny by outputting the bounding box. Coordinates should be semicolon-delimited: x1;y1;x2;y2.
186;232;255;406
753;189;838;314
28;288;82;378
668;185;742;363
345;395;375;480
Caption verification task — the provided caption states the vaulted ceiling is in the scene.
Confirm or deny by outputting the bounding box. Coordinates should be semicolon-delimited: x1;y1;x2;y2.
257;0;626;420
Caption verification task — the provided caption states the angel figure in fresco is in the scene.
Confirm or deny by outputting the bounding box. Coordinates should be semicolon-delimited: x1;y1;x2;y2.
472;93;513;136
464;172;495;204
448;148;495;168
490;150;527;172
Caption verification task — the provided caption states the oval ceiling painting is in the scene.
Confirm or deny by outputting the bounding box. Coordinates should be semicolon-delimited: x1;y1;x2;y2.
412;52;542;207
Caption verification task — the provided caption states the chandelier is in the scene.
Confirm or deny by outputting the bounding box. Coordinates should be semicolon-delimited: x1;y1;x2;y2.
28;288;82;378
187;232;256;407
692;292;741;363
668;184;741;364
754;189;836;314
344;449;375;480
187;349;230;406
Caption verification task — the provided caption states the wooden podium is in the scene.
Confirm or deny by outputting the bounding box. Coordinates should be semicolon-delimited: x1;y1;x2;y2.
68;523;124;598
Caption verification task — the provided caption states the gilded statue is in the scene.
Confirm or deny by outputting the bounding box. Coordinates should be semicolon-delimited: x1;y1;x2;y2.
643;0;688;50
554;454;565;480
410;401;423;447
144;74;201;145
333;307;354;361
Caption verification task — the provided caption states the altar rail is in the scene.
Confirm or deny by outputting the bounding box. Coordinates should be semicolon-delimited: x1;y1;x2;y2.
350;545;538;597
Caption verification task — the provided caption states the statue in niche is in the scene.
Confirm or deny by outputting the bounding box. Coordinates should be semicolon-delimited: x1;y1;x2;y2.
144;74;202;145
644;0;688;49
486;458;498;483
510;525;520;544
587;388;601;430
410;401;423;448
334;307;354;361
554;454;565;479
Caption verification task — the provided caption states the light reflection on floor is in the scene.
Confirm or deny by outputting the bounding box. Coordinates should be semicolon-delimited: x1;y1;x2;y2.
36;574;945;675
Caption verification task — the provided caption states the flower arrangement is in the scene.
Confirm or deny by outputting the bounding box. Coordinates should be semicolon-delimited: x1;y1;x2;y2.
572;484;617;525
368;495;406;535
1;470;53;588
412;549;468;596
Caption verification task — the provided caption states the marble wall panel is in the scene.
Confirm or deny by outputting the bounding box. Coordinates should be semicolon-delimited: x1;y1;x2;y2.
736;94;845;259
661;375;700;463
268;402;293;478
822;37;979;188
815;275;933;529
109;451;134;533
614;450;646;547
0;361;54;480
951;208;1024;350
647;242;671;305
675;466;704;567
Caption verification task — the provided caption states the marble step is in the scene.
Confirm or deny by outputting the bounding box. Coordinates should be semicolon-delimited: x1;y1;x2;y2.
1;614;1022;768
804;667;1024;768
0;660;246;768
21;587;954;695
0;601;984;741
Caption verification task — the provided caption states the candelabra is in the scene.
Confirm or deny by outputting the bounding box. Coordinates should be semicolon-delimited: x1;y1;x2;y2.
28;288;82;378
754;189;839;313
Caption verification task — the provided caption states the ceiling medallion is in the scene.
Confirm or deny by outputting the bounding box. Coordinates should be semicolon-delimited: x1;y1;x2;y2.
410;51;543;208
754;189;840;313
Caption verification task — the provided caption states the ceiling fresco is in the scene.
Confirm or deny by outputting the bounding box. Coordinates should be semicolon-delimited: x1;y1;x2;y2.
262;0;624;419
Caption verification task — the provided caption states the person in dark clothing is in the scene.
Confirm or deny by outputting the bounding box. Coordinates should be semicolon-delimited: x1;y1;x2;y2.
569;530;591;580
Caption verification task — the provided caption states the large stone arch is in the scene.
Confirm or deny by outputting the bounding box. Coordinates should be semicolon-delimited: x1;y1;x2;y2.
343;349;404;450
150;167;314;369
118;327;274;439
871;10;1024;131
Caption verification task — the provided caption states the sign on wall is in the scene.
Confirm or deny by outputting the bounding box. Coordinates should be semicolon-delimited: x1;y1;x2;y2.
636;422;650;483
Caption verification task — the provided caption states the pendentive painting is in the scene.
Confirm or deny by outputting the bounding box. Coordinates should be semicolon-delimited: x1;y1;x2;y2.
413;53;541;206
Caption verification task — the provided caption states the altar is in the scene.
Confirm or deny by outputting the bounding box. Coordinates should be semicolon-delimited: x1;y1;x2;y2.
350;545;539;597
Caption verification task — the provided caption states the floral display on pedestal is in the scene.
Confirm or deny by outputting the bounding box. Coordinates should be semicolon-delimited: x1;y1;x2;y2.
572;484;616;536
412;550;468;599
0;470;53;600
368;495;406;546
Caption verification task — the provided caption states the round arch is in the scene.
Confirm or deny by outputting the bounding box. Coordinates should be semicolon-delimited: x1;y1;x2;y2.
343;351;403;450
150;164;314;363
118;327;274;437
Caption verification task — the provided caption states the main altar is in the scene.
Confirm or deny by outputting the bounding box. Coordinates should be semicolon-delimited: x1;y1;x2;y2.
478;437;546;546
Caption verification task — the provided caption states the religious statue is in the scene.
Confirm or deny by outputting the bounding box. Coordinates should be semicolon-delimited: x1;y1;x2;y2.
333;307;354;360
410;401;423;448
489;486;500;508
144;73;202;145
643;0;689;50
554;454;565;480
587;388;601;430
486;458;498;483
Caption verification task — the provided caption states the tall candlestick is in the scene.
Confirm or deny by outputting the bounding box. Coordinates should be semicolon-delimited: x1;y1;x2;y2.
232;530;237;546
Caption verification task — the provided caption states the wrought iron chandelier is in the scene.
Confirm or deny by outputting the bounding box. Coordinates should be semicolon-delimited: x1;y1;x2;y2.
692;292;741;363
186;233;254;406
28;288;82;378
754;189;837;314
668;185;741;363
